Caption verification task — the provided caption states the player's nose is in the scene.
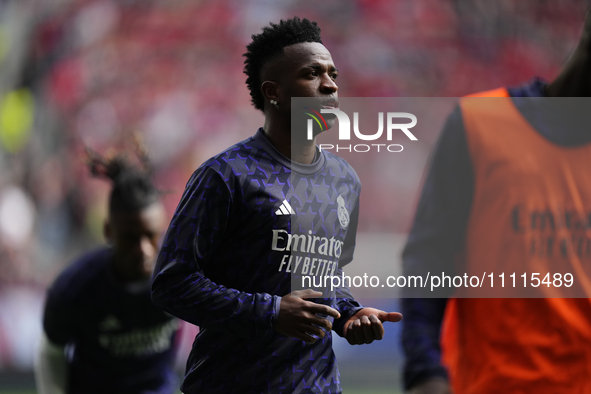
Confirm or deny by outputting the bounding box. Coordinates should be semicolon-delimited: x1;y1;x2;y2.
320;74;338;94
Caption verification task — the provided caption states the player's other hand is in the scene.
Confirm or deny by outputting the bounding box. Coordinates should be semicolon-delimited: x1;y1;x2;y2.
407;378;453;394
343;307;402;345
274;289;340;343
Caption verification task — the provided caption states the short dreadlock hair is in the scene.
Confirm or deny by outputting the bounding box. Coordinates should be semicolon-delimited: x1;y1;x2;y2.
244;17;323;111
86;138;159;214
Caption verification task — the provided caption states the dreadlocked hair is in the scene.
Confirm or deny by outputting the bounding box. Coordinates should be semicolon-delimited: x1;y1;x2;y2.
243;16;322;111
86;136;159;213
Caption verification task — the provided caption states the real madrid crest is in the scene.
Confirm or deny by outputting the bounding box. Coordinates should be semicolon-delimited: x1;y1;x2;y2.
337;195;349;228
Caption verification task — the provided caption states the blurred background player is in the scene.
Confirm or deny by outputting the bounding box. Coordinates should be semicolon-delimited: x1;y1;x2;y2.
402;9;591;394
151;17;402;393
35;141;179;394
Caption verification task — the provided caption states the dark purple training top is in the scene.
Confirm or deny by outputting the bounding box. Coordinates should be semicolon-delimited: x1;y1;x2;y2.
152;128;364;393
43;247;178;394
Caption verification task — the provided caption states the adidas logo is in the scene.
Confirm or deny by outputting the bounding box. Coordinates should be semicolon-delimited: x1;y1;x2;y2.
275;199;294;215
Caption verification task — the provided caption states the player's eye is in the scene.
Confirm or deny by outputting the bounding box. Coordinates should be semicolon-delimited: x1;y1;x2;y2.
331;73;338;80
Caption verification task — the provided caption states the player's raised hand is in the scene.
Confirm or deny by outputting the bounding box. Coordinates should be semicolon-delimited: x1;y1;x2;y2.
343;307;402;345
274;289;341;343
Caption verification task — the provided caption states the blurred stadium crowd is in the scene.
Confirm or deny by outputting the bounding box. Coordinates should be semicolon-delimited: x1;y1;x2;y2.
0;0;585;375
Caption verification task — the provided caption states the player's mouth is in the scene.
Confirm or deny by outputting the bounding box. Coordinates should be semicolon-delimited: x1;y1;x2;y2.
320;99;339;109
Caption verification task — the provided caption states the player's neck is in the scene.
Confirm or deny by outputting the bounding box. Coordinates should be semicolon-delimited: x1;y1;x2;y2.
263;119;317;164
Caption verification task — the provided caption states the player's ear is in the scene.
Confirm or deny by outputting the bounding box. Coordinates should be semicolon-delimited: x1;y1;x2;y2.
261;80;279;104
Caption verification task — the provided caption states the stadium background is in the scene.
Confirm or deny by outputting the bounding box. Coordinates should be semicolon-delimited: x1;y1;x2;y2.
0;0;586;392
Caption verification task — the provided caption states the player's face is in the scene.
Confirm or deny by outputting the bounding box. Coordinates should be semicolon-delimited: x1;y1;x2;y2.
105;202;165;282
276;42;339;129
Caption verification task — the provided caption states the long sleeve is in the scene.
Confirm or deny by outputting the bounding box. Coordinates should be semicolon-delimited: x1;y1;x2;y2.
332;280;364;337
151;167;279;339
332;201;364;335
401;106;475;389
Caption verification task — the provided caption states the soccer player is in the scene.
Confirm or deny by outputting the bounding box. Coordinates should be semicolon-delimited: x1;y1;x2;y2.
35;147;179;394
402;11;591;394
151;17;402;393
